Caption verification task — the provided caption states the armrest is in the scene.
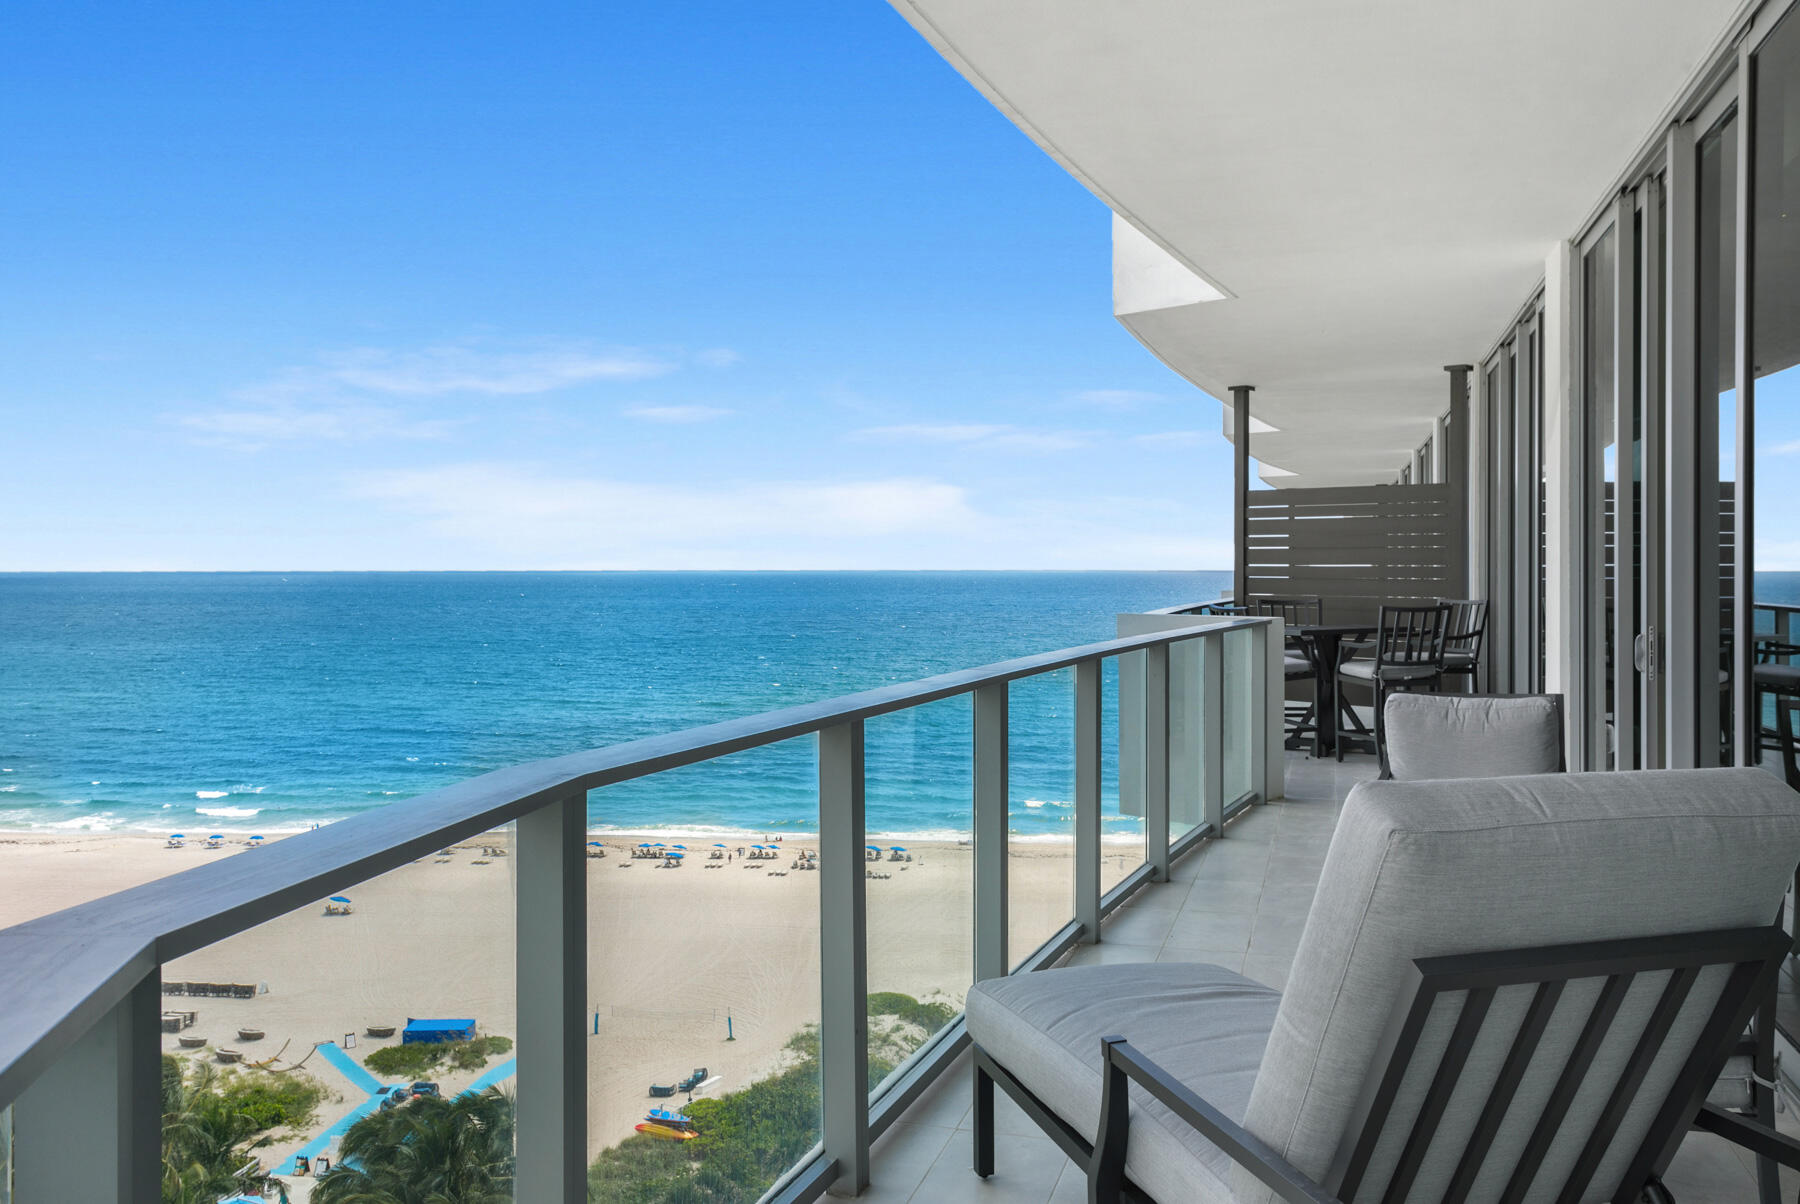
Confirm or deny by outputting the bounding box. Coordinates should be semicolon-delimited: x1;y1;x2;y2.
1098;1036;1341;1204
1691;1102;1800;1171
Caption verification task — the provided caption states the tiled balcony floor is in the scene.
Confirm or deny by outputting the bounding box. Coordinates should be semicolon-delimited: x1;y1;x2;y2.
854;752;1793;1203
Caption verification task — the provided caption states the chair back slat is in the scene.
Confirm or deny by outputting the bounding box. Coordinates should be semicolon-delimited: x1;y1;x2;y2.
1438;599;1490;658
1253;596;1324;627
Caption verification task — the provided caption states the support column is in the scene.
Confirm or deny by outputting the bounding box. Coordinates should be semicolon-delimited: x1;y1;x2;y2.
515;793;587;1203
1444;365;1473;597
1231;385;1254;606
14;971;161;1204
819;721;869;1196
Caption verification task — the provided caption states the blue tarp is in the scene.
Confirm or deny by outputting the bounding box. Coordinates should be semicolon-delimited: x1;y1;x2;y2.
403;1018;476;1044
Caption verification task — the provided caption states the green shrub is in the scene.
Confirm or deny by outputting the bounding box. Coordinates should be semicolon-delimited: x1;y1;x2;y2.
363;1033;512;1079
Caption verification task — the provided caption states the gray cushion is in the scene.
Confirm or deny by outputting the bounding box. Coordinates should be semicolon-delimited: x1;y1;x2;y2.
1237;768;1800;1203
1283;654;1312;679
1346;651;1440;680
1383;693;1563;780
969;962;1281;1204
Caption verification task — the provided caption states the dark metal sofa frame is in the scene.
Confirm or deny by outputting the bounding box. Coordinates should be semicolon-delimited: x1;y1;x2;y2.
973;925;1798;1204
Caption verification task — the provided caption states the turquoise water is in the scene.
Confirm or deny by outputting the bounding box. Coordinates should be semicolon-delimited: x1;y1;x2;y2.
0;572;1227;839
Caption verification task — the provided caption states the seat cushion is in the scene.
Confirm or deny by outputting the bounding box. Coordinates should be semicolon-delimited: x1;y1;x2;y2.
1338;659;1436;683
1283;654;1312;679
969;962;1282;1204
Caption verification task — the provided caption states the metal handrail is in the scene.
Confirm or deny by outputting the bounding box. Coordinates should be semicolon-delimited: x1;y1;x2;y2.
0;614;1271;1114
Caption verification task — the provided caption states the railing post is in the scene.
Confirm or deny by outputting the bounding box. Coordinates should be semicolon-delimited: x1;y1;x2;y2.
13;970;160;1204
1145;646;1171;880
515;793;587;1203
974;683;1010;980
1074;659;1102;942
818;720;870;1196
1201;636;1225;834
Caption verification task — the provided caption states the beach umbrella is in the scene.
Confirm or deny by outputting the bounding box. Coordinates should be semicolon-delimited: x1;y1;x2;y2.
170;833;185;838
329;896;351;904
668;852;684;859
890;846;907;852
250;835;264;841
713;843;726;848
654;843;666;848
638;842;653;848
588;841;604;847
210;834;224;840
865;846;881;852
672;844;686;850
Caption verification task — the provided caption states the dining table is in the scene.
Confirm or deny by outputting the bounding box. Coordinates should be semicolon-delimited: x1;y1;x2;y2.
1288;622;1377;757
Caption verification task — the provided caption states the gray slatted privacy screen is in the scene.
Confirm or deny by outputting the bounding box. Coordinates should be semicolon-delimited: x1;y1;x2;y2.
1246;484;1463;625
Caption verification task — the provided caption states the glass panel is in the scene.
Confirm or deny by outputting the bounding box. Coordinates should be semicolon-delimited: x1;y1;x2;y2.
1222;629;1255;806
1586;226;1618;767
864;697;970;1099
1099;656;1141;896
1753;10;1800;772
1009;669;1075;968
1699;113;1739;766
161;825;517;1200
585;741;821;1201
0;1105;10;1204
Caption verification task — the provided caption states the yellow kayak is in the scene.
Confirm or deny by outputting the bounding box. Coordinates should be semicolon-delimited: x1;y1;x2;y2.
636;1121;698;1141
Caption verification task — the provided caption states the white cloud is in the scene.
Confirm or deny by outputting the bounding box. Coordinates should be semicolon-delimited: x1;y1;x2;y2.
1071;388;1162;409
852;423;1089;453
345;461;1232;570
696;348;742;368
313;344;672;396
623;405;733;424
350;463;979;567
1768;440;1800;455
175;405;459;451
1132;429;1209;447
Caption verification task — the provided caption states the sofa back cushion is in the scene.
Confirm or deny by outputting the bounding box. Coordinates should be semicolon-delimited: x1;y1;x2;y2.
1384;693;1564;780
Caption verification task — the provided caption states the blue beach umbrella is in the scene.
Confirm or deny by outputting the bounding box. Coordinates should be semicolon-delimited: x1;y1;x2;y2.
672;844;686;850
329;896;351;903
667;852;684;859
638;842;653;848
865;846;880;852
210;834;224;840
890;846;907;852
170;833;185;838
588;841;604;847
713;843;726;848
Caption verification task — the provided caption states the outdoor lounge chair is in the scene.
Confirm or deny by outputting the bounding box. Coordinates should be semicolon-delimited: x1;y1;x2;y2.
967;767;1800;1203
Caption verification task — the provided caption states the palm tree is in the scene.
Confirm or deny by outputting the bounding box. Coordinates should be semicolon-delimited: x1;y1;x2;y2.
312;1087;514;1204
160;1059;273;1204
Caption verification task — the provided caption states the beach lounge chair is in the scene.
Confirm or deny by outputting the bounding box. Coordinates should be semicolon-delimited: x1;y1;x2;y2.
649;1083;677;1098
968;767;1800;1203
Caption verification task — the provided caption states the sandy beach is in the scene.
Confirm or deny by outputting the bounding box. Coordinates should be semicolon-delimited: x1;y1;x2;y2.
0;826;1133;1173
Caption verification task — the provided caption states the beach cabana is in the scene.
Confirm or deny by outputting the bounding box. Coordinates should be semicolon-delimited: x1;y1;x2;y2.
402;1018;475;1044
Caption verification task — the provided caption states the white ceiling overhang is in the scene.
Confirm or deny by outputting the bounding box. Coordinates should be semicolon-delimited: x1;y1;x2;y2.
890;0;1743;485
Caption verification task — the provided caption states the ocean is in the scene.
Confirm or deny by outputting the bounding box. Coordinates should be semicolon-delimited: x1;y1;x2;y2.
0;571;1229;841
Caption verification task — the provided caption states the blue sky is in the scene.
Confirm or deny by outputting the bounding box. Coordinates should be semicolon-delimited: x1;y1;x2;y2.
1;1;1238;571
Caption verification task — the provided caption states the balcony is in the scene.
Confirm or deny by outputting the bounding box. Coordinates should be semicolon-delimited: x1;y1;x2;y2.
0;606;1786;1202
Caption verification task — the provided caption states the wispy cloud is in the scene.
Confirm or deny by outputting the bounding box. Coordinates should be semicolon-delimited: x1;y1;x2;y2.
1132;429;1209;447
176;405;460;451
346;461;1232;570
350;462;978;567
695;348;742;368
1070;388;1162;409
852;423;1089;453
1768;440;1800;455
623;404;733;424
303;343;673;397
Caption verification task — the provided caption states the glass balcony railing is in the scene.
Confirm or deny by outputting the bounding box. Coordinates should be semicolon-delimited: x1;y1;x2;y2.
0;611;1277;1203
